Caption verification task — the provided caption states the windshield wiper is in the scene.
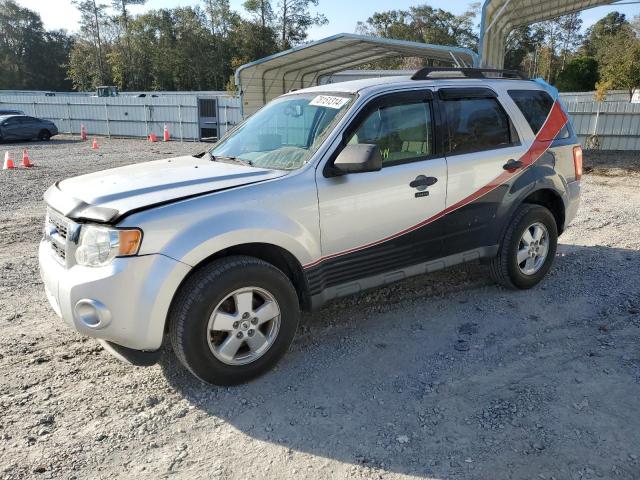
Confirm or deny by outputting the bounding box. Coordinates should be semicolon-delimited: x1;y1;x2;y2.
192;150;212;160
193;151;253;166
213;155;253;167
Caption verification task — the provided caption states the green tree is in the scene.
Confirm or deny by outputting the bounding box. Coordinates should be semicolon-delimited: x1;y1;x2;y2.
504;26;538;71
243;0;276;57
356;3;479;69
71;0;111;86
111;0;146;90
231;17;278;66
598;29;640;99
0;0;72;90
274;0;327;49
505;14;583;83
557;13;583;71
581;11;629;57
555;56;598;91
68;39;103;90
203;0;240;89
357;4;479;49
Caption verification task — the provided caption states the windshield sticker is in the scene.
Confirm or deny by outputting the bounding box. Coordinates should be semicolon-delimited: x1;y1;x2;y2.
309;95;350;109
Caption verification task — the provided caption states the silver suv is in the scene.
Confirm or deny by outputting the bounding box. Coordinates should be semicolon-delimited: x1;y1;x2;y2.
40;68;582;385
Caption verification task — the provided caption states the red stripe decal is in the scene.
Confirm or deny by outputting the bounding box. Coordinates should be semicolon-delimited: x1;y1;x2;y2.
304;101;568;270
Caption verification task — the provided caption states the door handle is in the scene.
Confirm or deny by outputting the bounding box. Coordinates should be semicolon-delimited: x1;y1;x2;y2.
503;159;523;171
409;175;438;189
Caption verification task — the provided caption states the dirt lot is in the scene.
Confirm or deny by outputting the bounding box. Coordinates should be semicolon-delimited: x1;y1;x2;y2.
1;137;639;480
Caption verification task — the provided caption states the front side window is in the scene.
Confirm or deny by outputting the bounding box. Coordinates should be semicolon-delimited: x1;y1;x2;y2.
346;101;433;165
211;93;353;170
508;89;554;135
443;97;515;155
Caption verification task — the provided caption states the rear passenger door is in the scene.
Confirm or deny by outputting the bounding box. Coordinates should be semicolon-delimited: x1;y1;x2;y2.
437;87;528;255
19;117;38;139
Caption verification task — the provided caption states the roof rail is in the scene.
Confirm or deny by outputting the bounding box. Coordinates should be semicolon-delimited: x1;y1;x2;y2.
411;67;528;81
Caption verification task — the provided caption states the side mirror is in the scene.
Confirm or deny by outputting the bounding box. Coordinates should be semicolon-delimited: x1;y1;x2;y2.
331;144;382;175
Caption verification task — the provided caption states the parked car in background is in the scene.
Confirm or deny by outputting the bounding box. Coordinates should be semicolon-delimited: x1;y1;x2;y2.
0;115;58;142
0;109;24;115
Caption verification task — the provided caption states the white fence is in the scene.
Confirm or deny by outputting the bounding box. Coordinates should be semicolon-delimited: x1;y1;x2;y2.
2;89;640;149
563;100;640;151
0;92;242;141
559;90;631;103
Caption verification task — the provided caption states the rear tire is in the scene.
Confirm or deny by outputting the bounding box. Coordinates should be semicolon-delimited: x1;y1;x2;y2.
489;204;558;289
38;129;51;141
169;255;300;385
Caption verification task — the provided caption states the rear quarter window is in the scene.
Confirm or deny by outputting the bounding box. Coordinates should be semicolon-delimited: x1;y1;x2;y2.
508;90;554;135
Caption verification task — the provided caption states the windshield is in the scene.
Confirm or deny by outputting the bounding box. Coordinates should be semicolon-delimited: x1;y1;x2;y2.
211;92;354;170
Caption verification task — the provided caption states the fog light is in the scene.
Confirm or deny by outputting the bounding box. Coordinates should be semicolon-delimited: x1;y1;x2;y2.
74;299;111;329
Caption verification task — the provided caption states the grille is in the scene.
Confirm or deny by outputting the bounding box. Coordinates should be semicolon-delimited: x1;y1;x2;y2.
49;214;68;239
45;209;74;263
51;241;66;259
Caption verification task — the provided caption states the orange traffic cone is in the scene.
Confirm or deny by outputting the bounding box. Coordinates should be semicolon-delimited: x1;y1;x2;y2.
80;124;87;141
149;132;157;142
21;149;32;167
92;138;99;150
3;151;15;170
163;124;170;142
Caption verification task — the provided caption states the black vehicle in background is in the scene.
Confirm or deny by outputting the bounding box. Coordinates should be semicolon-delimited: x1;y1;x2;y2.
0;115;59;142
0;109;24;115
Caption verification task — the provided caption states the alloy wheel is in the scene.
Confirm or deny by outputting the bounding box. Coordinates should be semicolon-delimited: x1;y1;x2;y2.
206;286;281;365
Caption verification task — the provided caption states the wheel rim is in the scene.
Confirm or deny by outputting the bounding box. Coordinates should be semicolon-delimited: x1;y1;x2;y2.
517;222;549;275
206;286;281;366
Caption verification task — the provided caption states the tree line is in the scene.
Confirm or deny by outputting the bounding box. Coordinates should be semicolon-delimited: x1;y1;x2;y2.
0;0;639;96
505;11;640;98
0;0;326;92
358;7;640;97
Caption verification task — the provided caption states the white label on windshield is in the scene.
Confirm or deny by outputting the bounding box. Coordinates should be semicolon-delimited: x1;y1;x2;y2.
309;95;350;109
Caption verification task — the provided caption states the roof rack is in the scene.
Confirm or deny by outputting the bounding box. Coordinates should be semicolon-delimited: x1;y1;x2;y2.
411;67;528;81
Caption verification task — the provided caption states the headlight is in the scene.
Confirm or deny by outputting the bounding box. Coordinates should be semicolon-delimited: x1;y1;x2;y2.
75;225;142;267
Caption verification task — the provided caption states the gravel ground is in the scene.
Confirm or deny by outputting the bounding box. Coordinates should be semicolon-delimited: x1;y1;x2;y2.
1;136;639;480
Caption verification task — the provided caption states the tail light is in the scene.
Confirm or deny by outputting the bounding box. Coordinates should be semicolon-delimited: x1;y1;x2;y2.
573;146;583;181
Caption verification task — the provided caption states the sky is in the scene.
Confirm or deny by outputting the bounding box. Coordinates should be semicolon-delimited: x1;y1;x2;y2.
15;0;640;40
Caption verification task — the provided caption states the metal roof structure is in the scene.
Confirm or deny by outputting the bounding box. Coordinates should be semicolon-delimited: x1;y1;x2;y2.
479;0;616;68
235;33;478;116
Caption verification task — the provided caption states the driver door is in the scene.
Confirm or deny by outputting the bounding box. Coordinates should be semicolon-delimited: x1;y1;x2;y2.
313;90;447;293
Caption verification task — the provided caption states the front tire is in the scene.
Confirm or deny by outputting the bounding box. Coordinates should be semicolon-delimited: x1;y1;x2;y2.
489;204;558;289
169;255;300;385
38;129;51;141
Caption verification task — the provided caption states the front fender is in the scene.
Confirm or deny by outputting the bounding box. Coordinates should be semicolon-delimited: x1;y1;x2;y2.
169;209;318;267
122;170;321;269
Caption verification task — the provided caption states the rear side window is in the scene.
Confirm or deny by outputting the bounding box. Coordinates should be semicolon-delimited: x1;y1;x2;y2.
508;90;554;135
347;101;433;165
442;97;515;156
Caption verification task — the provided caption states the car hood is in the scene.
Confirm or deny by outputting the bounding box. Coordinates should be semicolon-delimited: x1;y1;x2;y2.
44;155;288;223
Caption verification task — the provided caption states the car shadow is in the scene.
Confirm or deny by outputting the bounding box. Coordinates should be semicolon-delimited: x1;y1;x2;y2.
159;244;640;478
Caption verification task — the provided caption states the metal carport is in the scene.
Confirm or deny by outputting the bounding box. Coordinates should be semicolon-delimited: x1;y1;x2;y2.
479;0;616;68
235;33;478;116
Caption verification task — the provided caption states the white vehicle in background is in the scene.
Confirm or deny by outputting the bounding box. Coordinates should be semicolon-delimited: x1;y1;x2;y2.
40;68;582;385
